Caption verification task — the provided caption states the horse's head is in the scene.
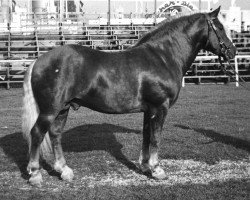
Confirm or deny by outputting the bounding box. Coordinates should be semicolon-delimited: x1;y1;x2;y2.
204;7;237;60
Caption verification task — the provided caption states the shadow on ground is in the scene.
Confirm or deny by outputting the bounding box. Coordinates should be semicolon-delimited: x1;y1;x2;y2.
1;123;249;180
62;123;141;172
175;124;250;153
0;123;141;178
0;131;28;178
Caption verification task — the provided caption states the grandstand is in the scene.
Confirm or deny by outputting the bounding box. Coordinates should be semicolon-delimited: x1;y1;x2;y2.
0;0;250;89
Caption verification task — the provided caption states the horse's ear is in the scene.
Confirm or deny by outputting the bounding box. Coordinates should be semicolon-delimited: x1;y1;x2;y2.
209;6;221;19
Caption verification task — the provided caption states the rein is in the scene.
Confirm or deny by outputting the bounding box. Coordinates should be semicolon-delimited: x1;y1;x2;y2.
218;56;250;91
207;18;250;91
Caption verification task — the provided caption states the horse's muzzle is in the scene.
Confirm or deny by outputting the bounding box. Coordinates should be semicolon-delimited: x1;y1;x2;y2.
222;44;237;60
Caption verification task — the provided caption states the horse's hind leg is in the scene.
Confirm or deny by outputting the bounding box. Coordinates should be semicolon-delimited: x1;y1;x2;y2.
49;108;74;182
139;103;168;179
27;114;55;187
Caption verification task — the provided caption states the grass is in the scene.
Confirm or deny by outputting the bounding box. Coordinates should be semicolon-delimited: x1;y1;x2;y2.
0;84;249;199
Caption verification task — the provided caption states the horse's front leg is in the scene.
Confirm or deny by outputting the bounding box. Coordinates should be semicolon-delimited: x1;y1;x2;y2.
139;103;168;179
49;108;74;182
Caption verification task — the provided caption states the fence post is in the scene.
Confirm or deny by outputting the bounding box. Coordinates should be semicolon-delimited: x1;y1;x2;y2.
182;77;185;87
234;56;239;87
6;64;10;90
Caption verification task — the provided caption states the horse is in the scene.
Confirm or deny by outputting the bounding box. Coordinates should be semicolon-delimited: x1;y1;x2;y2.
22;7;236;187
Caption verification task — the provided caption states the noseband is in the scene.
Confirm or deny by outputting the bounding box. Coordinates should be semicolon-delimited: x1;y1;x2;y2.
206;18;234;61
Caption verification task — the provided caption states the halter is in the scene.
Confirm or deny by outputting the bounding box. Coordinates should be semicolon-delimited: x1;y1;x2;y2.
207;18;234;61
206;18;250;90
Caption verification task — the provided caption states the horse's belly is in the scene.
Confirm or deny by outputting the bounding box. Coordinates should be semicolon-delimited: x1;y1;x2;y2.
78;91;143;114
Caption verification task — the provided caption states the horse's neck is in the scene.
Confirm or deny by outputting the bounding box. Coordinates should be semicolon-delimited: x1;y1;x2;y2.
172;32;204;75
147;17;207;76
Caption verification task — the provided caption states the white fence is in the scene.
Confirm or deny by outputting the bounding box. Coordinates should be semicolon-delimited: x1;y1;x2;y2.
182;55;250;87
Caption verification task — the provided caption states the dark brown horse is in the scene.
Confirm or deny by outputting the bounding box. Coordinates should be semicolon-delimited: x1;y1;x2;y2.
22;7;236;187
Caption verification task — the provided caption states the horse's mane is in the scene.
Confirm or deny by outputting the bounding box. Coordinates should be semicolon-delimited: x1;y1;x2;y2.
134;13;204;47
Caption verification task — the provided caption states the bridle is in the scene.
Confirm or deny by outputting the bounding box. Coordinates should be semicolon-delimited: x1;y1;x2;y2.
206;17;250;90
206;18;234;61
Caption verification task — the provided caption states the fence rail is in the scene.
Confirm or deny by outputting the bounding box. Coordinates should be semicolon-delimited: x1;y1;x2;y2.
182;55;250;87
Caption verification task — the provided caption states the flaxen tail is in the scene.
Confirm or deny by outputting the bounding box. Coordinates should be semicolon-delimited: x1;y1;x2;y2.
22;61;52;158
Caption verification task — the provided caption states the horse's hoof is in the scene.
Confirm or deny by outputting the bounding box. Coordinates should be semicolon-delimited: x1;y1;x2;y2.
152;166;167;180
29;171;43;187
61;166;74;182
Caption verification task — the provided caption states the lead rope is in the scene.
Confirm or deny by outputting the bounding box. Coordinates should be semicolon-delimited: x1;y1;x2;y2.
218;56;250;91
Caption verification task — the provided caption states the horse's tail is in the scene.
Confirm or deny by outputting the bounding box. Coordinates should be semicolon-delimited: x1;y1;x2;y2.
22;61;52;158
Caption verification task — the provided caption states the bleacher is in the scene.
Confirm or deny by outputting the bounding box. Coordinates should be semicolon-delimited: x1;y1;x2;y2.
0;21;250;89
182;31;250;86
